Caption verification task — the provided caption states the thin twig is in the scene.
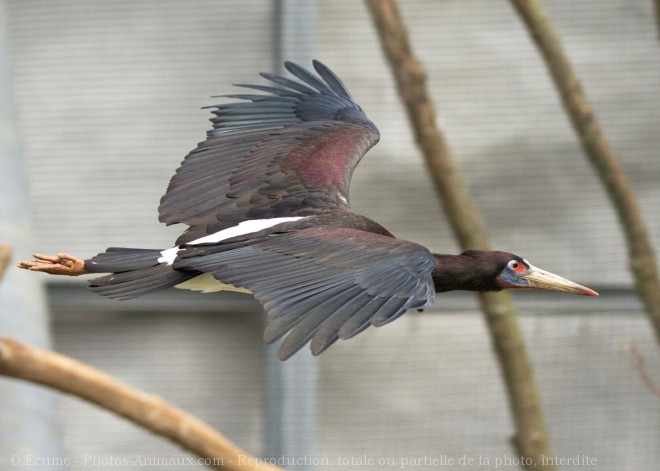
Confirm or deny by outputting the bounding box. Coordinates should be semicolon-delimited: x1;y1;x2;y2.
0;337;283;471
364;1;556;469
623;343;660;399
509;0;660;345
0;242;11;284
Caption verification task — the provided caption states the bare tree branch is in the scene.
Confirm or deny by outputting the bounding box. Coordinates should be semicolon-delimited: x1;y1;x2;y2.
623;343;660;399
0;337;283;471
0;242;11;284
510;0;660;345
364;1;556;469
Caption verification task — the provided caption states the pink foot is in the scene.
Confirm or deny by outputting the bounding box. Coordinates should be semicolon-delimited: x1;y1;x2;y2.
17;252;89;277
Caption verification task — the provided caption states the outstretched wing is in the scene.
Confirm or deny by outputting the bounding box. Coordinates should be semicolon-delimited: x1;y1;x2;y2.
174;227;435;360
159;61;380;244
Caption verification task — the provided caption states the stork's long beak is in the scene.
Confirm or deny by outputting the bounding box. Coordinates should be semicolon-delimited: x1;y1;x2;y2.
521;264;599;296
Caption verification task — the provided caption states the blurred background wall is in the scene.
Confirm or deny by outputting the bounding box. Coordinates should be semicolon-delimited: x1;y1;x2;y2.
2;1;659;470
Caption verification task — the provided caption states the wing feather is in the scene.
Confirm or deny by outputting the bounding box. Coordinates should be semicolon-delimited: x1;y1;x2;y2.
284;61;334;95
159;61;380;244
312;60;353;100
174;227;434;359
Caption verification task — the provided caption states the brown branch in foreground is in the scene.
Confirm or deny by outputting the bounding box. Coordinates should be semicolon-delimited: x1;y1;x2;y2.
0;337;283;471
0;242;11;284
364;1;556;470
509;0;660;345
623;343;660;399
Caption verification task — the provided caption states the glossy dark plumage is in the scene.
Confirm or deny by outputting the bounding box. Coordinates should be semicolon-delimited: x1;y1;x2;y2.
80;61;596;360
159;61;380;245
176;227;434;357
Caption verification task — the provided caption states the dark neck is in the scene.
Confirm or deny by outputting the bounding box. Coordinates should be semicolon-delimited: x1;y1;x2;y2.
431;253;501;293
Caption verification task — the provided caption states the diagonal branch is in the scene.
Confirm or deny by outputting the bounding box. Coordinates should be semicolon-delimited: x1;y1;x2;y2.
510;0;660;345
623;343;660;399
364;1;556;469
0;337;283;471
0;242;11;284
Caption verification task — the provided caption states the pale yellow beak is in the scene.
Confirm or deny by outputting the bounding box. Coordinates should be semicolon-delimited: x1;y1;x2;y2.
522;264;599;296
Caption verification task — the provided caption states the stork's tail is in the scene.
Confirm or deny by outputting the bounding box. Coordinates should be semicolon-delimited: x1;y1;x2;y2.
85;247;196;300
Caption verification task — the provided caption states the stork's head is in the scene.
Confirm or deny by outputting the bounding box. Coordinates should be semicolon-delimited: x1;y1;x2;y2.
490;251;598;296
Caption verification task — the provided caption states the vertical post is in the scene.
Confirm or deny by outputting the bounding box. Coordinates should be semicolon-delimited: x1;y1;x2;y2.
263;1;319;469
0;1;63;467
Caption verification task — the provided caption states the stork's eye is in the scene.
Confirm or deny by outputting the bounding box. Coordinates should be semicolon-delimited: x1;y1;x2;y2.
508;260;526;273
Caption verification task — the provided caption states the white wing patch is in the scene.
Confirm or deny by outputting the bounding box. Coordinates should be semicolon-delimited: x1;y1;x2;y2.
157;216;306;265
188;216;305;245
158;247;180;265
